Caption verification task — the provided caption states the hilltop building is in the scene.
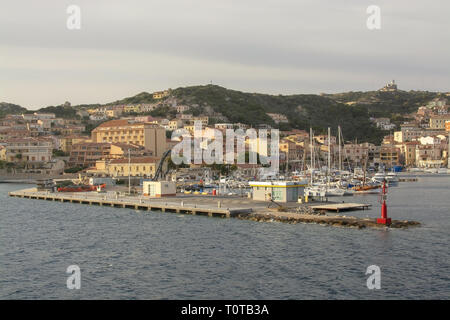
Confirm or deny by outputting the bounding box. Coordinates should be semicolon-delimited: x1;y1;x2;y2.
266;113;288;124
379;80;398;92
152;90;170;100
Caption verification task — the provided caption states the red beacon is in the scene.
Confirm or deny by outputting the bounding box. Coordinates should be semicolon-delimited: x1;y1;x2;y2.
377;180;391;226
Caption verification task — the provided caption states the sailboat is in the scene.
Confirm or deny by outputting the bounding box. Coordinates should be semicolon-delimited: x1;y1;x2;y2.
304;127;352;197
353;155;380;193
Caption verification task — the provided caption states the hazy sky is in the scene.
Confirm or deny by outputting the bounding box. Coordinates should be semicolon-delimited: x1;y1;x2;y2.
1;0;449;109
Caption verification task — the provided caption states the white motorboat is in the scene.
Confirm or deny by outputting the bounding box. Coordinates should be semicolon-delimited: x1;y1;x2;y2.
325;187;354;196
372;172;386;183
385;172;399;186
304;186;326;197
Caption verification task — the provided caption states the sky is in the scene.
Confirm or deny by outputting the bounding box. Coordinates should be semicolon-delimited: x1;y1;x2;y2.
1;0;449;109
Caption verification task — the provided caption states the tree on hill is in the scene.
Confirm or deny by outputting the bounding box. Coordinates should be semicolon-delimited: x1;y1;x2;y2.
38;105;77;119
0;102;27;118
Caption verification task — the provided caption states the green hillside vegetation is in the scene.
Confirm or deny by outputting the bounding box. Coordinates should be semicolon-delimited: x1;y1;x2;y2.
106;92;156;105
323;90;441;117
3;85;444;146
0;102;27;118
37;105;78;119
171;85;386;144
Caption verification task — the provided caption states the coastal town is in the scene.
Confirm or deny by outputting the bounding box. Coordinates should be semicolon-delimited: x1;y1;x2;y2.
0;83;448;229
1;84;449;183
2;1;449;303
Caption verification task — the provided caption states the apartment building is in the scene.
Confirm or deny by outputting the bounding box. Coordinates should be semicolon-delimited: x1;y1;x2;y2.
167;119;183;131
416;145;443;168
123;105;141;113
89;156;161;178
266;113;288;124
69;142;145;167
214;123;234;130
379;145;401;168
342;144;369;167
22;113;55;121
3;138;52;163
314;135;337;145
52;125;85;136
176;105;190;113
91;120;167;157
430;115;450;130
280;139;304;162
59;136;90;153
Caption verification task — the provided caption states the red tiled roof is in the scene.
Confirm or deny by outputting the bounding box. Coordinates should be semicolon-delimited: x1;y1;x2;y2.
96;120;140;128
109;156;159;164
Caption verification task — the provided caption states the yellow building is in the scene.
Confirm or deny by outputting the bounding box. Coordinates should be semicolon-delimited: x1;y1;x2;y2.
123;105;141;113
192;116;209;126
152;90;170;99
380;145;401;168
0;146;6;161
91;156;160;177
430;115;450;130
403;141;419;167
106;109;122;118
168;119;183;131
91;120;167;157
183;124;205;135
59;136;90;153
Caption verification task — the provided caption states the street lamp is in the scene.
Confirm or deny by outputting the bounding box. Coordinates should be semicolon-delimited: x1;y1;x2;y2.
128;149;131;195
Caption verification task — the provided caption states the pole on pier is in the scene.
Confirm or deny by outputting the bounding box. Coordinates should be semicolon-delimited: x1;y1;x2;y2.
377;180;391;226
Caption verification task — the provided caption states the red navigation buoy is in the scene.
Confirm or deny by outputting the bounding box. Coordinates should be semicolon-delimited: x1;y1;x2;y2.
377;180;391;226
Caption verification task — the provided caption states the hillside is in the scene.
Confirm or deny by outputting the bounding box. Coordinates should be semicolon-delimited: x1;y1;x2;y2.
2;85;445;145
323;90;442;117
105;92;156;105
37;105;78;119
170;85;386;143
97;85;447;144
0;102;27;117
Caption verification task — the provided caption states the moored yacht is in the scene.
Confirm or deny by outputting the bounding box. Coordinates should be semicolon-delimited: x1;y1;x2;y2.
385;172;399;186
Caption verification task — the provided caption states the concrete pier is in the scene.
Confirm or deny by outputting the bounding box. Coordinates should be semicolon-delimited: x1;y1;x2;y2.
8;189;251;218
8;188;420;229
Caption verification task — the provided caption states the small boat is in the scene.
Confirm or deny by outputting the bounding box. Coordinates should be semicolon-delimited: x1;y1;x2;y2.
324;187;347;197
372;172;386;184
304;186;326;197
385;172;399;186
352;184;380;191
58;184;106;192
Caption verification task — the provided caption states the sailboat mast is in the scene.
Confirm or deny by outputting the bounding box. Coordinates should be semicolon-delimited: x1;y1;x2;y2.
310;127;313;185
327;127;331;188
338;126;342;171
